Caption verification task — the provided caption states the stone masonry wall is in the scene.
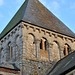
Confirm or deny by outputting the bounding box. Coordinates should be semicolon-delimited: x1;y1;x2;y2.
0;22;23;64
22;22;75;61
21;22;75;74
0;21;75;75
0;68;19;75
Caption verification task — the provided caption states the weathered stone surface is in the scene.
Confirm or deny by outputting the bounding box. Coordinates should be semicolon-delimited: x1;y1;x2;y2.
0;22;75;74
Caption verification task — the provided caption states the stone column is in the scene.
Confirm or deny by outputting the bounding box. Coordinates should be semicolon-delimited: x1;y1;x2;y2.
0;49;1;63
42;39;45;50
3;46;7;62
10;46;12;61
19;35;23;60
60;46;64;59
3;47;6;63
12;42;16;62
6;46;10;62
48;43;53;62
65;45;68;56
22;35;28;59
35;39;40;59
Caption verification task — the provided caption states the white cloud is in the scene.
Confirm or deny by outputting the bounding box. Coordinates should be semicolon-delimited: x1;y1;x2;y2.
0;0;3;6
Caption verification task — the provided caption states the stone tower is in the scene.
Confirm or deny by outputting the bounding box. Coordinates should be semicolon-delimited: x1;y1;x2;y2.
0;0;75;75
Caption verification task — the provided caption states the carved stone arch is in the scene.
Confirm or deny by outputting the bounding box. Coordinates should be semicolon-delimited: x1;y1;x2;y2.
52;39;61;45
72;41;75;51
53;40;60;49
40;36;46;40
65;43;71;49
26;33;36;59
7;41;11;52
8;41;11;45
15;34;19;38
63;43;71;56
52;41;60;62
0;47;3;51
27;33;35;46
40;37;49;50
15;34;20;42
28;33;35;41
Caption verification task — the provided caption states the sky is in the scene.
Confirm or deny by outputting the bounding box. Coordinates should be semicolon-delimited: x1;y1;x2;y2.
0;0;75;34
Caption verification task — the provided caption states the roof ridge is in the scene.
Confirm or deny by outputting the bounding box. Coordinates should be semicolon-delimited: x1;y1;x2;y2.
21;0;29;19
0;0;29;39
0;0;75;39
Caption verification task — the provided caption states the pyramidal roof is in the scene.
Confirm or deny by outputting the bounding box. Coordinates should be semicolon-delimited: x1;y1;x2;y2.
0;0;75;39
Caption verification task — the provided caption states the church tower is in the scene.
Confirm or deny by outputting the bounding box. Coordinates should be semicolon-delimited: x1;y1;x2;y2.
0;0;75;74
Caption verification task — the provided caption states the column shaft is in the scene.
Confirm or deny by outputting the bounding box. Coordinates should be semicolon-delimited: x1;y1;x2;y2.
35;39;40;59
48;43;53;62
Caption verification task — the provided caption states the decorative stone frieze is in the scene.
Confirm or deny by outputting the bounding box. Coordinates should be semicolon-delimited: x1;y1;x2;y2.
49;32;52;37
26;25;29;29
33;27;36;32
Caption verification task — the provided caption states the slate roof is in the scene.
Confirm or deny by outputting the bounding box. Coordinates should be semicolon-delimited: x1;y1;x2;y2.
0;0;29;40
0;63;20;71
0;0;75;39
47;51;75;75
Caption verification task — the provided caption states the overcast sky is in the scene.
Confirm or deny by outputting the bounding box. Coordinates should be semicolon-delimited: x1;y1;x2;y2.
0;0;75;33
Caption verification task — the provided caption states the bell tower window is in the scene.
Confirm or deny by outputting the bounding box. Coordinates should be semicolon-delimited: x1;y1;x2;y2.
40;38;48;51
64;44;71;56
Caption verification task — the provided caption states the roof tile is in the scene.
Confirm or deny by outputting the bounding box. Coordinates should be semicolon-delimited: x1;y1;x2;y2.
0;0;75;39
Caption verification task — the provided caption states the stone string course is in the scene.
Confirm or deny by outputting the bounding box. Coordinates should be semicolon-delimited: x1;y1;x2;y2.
0;22;75;74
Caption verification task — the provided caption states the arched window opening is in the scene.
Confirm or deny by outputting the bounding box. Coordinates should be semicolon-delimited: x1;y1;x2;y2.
16;45;20;59
16;35;19;43
27;34;36;58
63;48;66;56
40;38;48;51
1;48;4;63
53;41;60;62
40;37;49;61
45;40;47;50
8;42;13;61
64;44;71;56
40;39;42;49
11;47;13;59
15;35;20;60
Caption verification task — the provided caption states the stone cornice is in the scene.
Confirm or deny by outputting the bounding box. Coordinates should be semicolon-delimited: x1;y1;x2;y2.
23;22;75;43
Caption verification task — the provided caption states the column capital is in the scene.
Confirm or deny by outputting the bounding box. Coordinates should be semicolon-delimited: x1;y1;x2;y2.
60;46;64;51
49;43;53;48
35;39;40;43
19;24;24;28
12;41;16;47
60;46;64;48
